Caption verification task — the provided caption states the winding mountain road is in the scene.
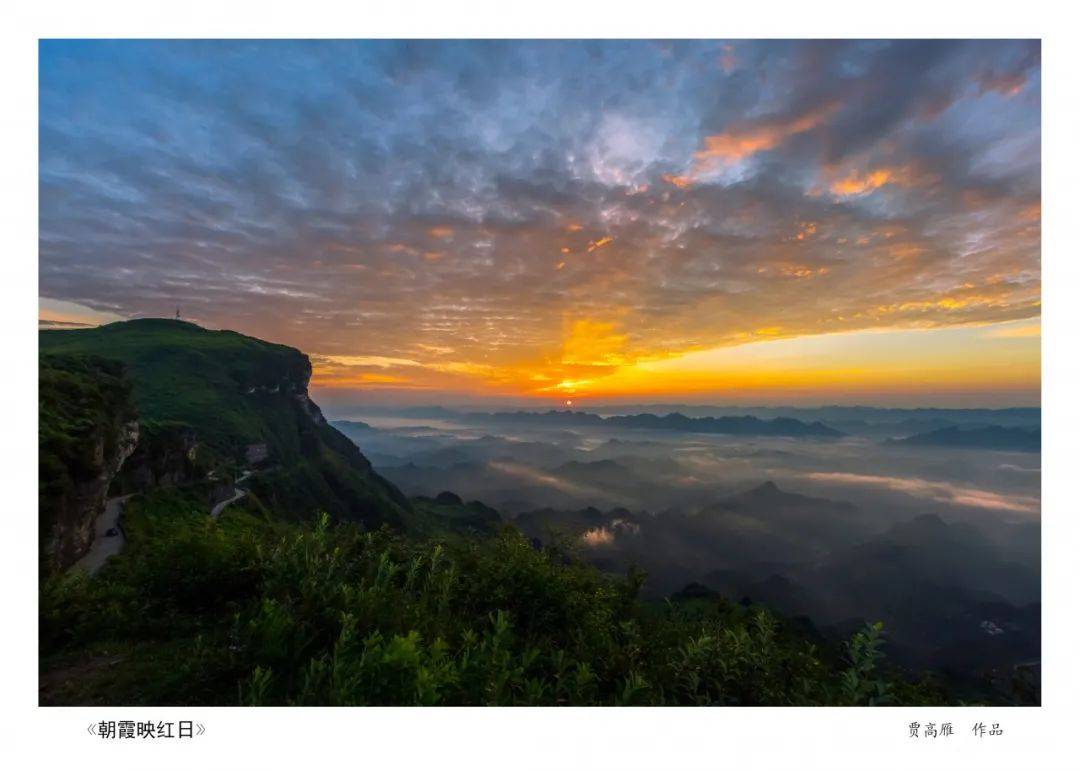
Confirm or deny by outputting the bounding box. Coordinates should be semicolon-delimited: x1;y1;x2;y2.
69;494;135;576
67;471;253;575
211;470;251;519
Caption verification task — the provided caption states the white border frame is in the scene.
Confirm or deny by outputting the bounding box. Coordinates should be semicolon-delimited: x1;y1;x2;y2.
4;3;1077;768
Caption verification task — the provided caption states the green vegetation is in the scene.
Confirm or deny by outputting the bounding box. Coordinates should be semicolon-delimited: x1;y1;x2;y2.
404;493;503;538
40;319;307;458
39;354;137;571
39;354;134;497
38;320;949;706
40;487;945;706
40;319;409;528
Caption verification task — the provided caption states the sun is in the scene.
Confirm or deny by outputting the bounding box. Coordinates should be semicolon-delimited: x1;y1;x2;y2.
565;399;573;407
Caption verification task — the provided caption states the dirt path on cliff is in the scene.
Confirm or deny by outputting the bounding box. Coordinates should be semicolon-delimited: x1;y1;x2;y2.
210;470;252;519
69;471;253;575
69;494;134;576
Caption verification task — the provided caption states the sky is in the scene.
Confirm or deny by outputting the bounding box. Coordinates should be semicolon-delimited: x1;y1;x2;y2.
39;40;1041;408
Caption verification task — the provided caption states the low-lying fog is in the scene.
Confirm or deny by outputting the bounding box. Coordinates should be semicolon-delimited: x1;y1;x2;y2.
332;406;1040;687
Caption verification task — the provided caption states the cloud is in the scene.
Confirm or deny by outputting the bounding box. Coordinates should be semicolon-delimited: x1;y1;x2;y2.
689;102;839;172
824;166;915;197
985;322;1041;339
315;354;424;369
803;471;1039;515
39;319;92;329
581;526;615;547
38;40;1041;401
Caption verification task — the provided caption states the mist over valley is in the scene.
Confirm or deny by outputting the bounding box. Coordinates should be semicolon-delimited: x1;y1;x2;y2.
333;404;1040;690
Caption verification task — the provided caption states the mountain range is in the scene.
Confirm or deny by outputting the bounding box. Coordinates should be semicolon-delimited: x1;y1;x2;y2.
886;425;1041;452
37;319;1039;706
462;409;845;437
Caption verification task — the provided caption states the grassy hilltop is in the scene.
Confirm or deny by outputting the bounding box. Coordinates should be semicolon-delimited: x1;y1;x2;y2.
42;318;329;460
40;319;409;528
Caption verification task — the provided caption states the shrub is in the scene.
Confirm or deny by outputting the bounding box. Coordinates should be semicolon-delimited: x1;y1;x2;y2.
42;506;947;706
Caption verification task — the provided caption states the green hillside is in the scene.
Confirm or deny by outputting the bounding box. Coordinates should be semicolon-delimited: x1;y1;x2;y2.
42;319;317;459
38;319;952;706
39;319;409;528
40;488;945;706
39;355;138;571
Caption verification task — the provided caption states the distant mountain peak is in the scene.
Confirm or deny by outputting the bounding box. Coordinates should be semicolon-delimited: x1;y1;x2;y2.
465;409;844;438
887;424;1040;452
751;480;782;496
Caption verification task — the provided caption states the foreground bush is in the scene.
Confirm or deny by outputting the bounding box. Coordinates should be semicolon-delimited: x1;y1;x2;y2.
41;497;944;706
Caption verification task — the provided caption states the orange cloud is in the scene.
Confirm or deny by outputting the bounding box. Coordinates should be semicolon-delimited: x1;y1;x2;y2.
780;264;825;279
875;291;1005;315
1018;201;1041;222
561;318;628;368
790;221;818;241
822;164;936;199
427;226;454;239
986;322;1040;339
668;103;840;187
829;168;900;197
318;354;422;368
587;236;614;252
695;103;838;165
661;173;693;189
979;70;1027;97
310;368;414;387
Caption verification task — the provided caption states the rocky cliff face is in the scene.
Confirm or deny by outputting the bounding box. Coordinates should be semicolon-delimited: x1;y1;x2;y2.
241;356;411;527
114;423;204;494
53;419;140;570
40;319;412;531
39;356;140;572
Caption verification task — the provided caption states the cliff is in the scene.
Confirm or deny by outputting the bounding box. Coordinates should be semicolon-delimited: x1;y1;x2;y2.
39;355;139;572
40;319;410;529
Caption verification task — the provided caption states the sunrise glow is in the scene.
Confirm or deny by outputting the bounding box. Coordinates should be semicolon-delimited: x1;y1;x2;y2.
38;40;1041;407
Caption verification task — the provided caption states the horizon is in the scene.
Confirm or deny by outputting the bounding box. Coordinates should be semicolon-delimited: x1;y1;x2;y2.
40;40;1040;408
39;314;1043;410
314;392;1044;413
319;401;1044;414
